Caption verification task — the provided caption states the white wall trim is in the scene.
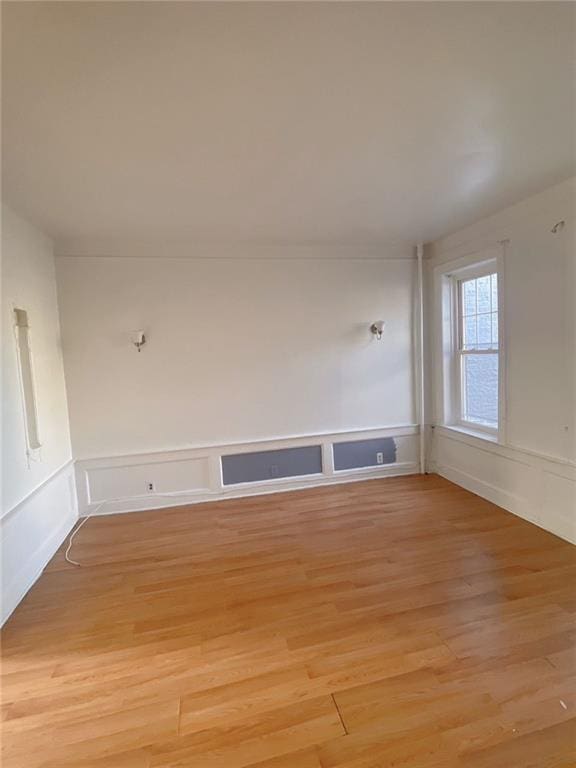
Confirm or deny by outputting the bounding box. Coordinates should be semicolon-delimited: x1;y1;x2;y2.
1;511;76;627
1;461;78;626
433;426;576;472
1;458;75;523
431;427;576;544
56;243;414;260
79;464;419;518
75;424;419;463
430;245;507;441
433;464;531;521
75;426;419;517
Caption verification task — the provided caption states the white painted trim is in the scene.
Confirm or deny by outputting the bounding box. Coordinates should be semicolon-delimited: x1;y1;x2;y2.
433;425;576;472
81;463;418;518
1;458;75;522
1;461;78;626
438;424;498;445
321;442;335;477
75;424;419;463
431;427;576;544
417;242;426;473
431;246;506;443
1;511;76;626
429;237;511;264
436;461;575;543
435;463;528;520
56;243;414;260
75;426;420;517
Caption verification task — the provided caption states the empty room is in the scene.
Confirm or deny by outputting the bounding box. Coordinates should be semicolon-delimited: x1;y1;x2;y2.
1;2;575;766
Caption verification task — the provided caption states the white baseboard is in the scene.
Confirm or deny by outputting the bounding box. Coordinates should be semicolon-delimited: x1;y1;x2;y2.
75;427;420;517
431;427;576;544
1;461;78;626
1;512;76;626
435;464;531;521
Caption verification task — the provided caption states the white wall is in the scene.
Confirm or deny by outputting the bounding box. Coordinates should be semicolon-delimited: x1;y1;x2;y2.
427;178;576;542
1;205;77;624
57;255;416;457
56;253;419;513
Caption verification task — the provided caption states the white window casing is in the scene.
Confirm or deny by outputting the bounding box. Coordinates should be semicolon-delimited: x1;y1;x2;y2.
433;246;506;444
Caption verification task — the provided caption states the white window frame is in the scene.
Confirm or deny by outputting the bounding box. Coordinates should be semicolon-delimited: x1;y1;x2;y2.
433;247;506;443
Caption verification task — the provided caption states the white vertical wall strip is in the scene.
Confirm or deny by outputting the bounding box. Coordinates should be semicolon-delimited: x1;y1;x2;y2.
417;243;426;473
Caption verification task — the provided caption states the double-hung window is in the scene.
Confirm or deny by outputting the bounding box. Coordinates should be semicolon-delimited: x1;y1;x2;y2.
457;269;499;432
436;251;503;440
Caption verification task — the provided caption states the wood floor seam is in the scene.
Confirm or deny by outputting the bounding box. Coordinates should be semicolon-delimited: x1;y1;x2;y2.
330;693;349;736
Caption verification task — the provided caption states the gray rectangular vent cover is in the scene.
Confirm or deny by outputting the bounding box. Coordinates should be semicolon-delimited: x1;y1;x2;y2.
222;445;323;486
333;437;396;471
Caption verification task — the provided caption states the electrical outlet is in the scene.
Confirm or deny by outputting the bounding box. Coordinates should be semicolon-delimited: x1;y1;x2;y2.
376;452;384;465
146;481;155;492
269;465;279;477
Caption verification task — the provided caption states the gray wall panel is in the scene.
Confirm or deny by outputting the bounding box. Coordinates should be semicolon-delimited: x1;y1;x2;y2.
222;445;322;485
333;437;396;471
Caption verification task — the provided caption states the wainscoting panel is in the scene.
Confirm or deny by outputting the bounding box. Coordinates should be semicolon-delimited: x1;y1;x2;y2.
1;461;78;626
75;425;419;517
430;426;576;544
542;472;576;543
87;457;211;503
222;445;322;486
333;437;397;471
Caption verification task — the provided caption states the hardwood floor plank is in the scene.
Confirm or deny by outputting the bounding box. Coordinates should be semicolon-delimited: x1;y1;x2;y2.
149;696;344;767
243;747;322;767
1;476;574;767
461;718;576;767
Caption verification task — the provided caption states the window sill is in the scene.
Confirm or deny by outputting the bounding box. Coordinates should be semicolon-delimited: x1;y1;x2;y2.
435;424;499;444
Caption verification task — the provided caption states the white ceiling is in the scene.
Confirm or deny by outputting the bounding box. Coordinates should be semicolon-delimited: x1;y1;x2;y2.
2;2;575;254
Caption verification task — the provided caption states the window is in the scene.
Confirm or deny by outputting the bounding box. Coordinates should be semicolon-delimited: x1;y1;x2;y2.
435;251;503;440
457;271;499;430
14;308;41;454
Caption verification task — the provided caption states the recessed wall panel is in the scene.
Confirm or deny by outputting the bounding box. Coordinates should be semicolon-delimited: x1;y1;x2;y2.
333;437;397;471
222;446;322;486
87;457;210;502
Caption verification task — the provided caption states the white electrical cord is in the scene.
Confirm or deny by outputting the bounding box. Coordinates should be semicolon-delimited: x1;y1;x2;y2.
64;502;105;566
64;491;196;566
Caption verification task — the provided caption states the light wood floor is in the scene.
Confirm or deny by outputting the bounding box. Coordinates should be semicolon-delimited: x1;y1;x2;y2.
2;475;575;767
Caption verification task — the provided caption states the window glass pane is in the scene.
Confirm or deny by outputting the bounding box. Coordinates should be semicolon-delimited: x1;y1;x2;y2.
462;353;498;428
463;316;477;348
463;280;476;315
460;272;498;351
477;275;491;313
477;313;492;347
